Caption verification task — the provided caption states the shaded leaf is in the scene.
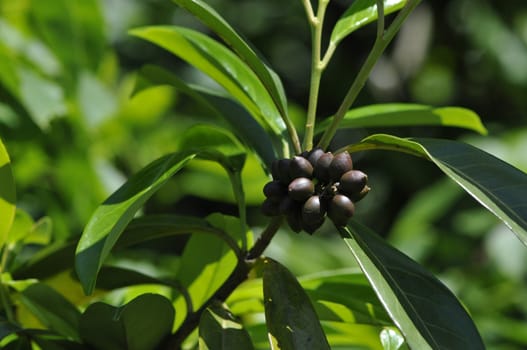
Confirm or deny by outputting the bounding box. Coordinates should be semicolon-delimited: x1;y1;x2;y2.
79;294;174;350
172;0;288;120
136;64;279;168
75;152;196;295
199;301;254;350
130;26;286;138
349;134;527;245
316;104;487;135
262;258;330;350
340;221;485;349
18;283;81;340
0;137;16;248
331;0;407;47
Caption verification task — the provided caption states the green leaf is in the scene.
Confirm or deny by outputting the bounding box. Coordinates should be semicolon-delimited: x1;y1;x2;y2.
330;0;407;47
172;0;289;121
349;134;527;245
13;241;76;280
130;26;286;138
79;294;174;350
136;65;279;167
262;258;331;350
380;327;405;350
18;283;81;340
316;104;487;135
0;137;16;248
173;214;247;330
75;152;196;295
340;221;485;349
199;301;254;350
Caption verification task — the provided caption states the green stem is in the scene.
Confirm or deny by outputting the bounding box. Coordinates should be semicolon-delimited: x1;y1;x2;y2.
303;0;331;151
317;0;421;150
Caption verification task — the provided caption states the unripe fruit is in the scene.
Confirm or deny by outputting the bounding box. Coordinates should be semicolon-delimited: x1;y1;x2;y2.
328;194;355;226
261;198;281;216
278;159;292;183
307;148;325;167
339;170;368;196
314;152;333;183
329;151;353;182
288;177;315;201
263;180;287;200
302;195;326;225
289;156;314;179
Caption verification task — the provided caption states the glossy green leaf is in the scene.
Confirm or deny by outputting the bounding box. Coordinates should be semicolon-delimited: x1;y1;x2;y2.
172;0;288;120
349;134;527;245
18;283;81;340
75;152;196;295
173;214;247;330
13;241;76;280
330;0;407;47
95;266;175;290
130;26;286;138
136;65;279;167
340;221;485;349
199;301;254;350
0;137;16;248
316;104;487;135
262;258;331;350
79;294;174;350
380;327;405;350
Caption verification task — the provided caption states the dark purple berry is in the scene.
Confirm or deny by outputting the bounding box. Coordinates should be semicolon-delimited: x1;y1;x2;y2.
286;209;303;233
329;151;353;182
278;159;292;184
263;180;287;200
271;159;280;180
328;194;355;226
289;156;314;179
261;198;281;216
307;148;325;167
288;177;315;201
339;170;368;196
349;185;371;203
314;152;333;183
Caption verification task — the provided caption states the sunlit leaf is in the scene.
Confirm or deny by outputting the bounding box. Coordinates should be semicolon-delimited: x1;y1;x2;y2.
316;104;487;135
172;0;289;120
0;137;16;249
173;214;247;330
262;258;330;350
199;301;254;350
330;0;407;47
340;221;485;349
79;294;174;350
18;283;81;340
130;26;286;139
75;152;196;295
380;327;405;350
349;135;527;245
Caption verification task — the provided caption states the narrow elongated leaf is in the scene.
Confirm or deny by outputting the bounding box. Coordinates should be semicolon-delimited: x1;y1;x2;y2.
262;258;331;350
18;283;81;340
316;104;487;135
172;0;288;119
199;301;254;350
130;26;286;137
331;0;407;47
349;134;527;245
0;137;16;248
136;65;279;167
75;152;196;295
340;222;485;349
79;294;174;350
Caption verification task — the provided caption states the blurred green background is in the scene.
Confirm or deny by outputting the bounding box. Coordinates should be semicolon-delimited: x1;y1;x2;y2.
1;0;527;348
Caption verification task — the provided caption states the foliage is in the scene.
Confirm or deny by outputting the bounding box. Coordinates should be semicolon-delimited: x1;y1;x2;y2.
1;0;527;349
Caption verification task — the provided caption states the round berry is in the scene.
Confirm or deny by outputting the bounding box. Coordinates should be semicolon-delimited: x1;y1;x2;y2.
329;151;353;182
328;194;355;226
314;152;334;183
289;156;314;179
288;177;315;202
339;170;368;196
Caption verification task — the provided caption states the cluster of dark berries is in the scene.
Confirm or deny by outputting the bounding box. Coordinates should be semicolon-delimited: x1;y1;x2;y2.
261;148;370;234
